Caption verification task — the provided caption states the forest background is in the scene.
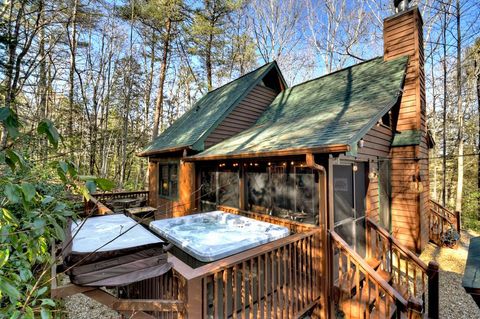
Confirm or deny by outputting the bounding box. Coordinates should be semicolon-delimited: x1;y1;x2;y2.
1;0;480;230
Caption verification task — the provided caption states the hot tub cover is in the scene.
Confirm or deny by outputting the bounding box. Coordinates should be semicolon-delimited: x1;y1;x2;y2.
63;214;170;287
149;211;290;262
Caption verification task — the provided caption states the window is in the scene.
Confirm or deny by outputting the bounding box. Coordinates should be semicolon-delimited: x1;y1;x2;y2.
159;163;178;199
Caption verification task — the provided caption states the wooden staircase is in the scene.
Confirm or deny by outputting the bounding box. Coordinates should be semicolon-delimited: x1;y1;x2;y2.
330;218;439;319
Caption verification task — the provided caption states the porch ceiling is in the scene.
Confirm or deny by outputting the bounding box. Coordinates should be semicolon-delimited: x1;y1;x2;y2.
190;56;408;160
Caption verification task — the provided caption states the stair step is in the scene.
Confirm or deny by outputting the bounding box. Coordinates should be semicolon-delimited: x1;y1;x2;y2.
366;257;381;270
391;282;409;299
370;300;399;319
336;299;367;319
377;269;392;283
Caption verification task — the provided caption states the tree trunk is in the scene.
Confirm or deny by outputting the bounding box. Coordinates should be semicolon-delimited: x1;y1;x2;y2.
206;29;214;91
442;6;447;207
68;0;79;159
152;18;172;140
455;0;463;212
476;57;480;220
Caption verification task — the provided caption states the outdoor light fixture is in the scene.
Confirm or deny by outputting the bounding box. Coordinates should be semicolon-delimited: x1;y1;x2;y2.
352;164;358;172
368;171;377;180
291;161;294;165
358;139;365;148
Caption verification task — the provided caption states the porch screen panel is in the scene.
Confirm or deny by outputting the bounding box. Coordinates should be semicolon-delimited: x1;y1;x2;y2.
199;170;240;210
200;170;217;211
333;165;354;223
246;165;319;224
218;172;239;208
246;172;270;211
271;166;294;216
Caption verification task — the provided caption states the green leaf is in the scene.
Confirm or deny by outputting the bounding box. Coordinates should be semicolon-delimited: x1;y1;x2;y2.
41;196;55;205
36;286;48;297
33;219;46;235
58;161;68;173
21;183;36;202
4;183;21;204
85;180;96;194
67;161;78;177
0;249;9;268
41;299;56;307
37;119;60;148
78;175;97;181
5;149;26;171
24;306;34;319
52;220;65;241
0;276;21;300
0;107;10;121
40;308;51;319
94;178;115;191
19;268;32;281
0;107;20;139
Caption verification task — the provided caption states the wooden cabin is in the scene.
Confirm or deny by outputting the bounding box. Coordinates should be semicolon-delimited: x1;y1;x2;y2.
57;4;460;319
139;6;430;253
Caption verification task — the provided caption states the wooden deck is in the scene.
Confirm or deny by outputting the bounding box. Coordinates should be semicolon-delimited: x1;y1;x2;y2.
53;192;442;318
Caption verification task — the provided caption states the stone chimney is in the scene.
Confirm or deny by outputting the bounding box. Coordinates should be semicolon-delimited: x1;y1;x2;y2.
384;4;428;252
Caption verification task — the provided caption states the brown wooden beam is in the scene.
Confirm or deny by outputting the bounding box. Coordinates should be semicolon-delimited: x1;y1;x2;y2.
83;289;157;319
51;284;96;299
185;145;349;162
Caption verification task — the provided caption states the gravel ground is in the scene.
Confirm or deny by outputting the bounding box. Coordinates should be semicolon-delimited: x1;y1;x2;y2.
63;276;119;319
64;231;480;319
419;229;480;319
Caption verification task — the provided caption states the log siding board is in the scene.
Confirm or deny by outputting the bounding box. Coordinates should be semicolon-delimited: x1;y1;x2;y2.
204;85;278;148
384;7;427;253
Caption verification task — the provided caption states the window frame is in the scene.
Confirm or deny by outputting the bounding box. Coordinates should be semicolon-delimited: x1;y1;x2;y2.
158;162;179;200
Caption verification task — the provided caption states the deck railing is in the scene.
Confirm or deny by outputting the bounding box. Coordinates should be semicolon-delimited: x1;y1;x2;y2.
428;199;460;246
366;218;439;319
331;230;424;319
84;191;149;215
92;190;149;202
170;228;322;318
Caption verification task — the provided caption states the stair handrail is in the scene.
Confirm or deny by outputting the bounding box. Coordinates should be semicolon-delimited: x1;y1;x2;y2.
429;199;460;232
366;217;428;272
330;230;412;313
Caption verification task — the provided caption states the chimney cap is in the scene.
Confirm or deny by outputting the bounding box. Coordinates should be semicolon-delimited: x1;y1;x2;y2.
394;0;411;12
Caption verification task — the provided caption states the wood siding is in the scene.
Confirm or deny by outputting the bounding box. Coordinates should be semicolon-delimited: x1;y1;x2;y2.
204;85;278;148
148;157;195;218
357;124;394;223
384;7;428;252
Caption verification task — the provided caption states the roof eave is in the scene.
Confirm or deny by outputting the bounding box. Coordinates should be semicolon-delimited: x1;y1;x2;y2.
136;145;192;158
184;144;350;162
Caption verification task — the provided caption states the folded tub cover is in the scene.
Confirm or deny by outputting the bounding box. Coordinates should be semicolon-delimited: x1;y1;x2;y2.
63;214;170;287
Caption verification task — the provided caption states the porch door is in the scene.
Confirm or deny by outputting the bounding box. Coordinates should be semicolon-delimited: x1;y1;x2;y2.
333;162;367;257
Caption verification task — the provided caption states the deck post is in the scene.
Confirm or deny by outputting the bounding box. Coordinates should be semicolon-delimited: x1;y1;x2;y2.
185;277;203;318
455;211;461;233
427;261;439;319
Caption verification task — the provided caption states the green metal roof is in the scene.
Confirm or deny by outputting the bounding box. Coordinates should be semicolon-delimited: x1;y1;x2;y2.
139;62;281;156
191;56;408;159
392;129;422;147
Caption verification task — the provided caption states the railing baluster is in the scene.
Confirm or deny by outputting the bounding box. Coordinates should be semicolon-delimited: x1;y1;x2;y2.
242;261;247;319
233;264;239;319
249;258;254;319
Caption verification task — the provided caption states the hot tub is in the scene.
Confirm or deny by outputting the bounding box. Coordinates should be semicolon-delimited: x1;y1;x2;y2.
149;211;290;262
